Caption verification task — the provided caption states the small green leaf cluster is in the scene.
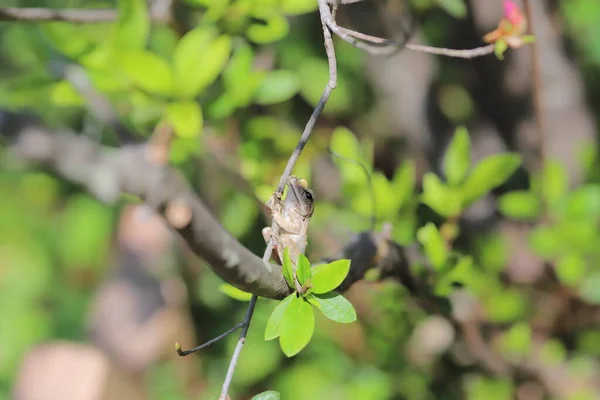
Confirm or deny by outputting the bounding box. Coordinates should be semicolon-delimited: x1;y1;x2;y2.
498;155;600;299
265;251;356;357
423;126;522;221
328;126;418;244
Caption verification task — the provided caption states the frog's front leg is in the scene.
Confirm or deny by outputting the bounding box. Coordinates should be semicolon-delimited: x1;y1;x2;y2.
262;226;283;264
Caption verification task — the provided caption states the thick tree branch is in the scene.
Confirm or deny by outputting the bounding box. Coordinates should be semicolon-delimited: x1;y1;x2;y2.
9;128;411;300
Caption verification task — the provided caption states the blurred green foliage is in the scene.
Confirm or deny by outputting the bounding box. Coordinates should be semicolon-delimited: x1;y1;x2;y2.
2;0;600;399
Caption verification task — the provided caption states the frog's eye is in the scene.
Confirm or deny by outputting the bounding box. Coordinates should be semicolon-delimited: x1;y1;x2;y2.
303;190;315;203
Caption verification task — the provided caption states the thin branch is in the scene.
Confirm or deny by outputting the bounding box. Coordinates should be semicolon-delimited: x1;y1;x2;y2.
176;321;245;356
0;7;117;23
218;2;339;397
523;0;546;169
319;4;401;56
405;43;495;59
219;295;258;400
321;4;495;59
275;0;338;197
0;1;172;23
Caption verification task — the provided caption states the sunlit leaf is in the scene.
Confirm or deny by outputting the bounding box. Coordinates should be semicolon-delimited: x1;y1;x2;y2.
498;191;541;220
421;173;462;217
541;159;568;206
165;101;203;138
556;254;586;286
265;294;295;340
281;0;318;15
296;254;312;287
307;292;356;323
444;126;471;185
436;0;467;18
252;391;281;400
392;160;416;210
224;43;264;107
279;296;315;357
311;259;351;294
119;51;174;95
173;28;231;97
494;39;509;60
219;283;252;301
247;15;289;44
435;256;474;296
254;70;300;105
50;81;84;107
114;0;149;49
282;247;295;289
417;223;447;270
221;193;259;237
461;153;521;206
499;322;532;357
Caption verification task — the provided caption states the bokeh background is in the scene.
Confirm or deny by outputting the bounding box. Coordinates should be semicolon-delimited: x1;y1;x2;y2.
1;0;600;399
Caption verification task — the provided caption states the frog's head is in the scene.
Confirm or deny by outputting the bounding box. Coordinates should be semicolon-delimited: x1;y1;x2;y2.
287;175;315;218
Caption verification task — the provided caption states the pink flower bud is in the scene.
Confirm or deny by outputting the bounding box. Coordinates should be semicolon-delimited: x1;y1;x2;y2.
504;0;524;27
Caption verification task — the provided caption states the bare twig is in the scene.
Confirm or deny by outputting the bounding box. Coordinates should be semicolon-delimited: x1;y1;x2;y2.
176;321;245;356
275;0;337;196
0;7;117;23
405;43;496;59
320;3;495;59
523;0;546;169
0;2;172;23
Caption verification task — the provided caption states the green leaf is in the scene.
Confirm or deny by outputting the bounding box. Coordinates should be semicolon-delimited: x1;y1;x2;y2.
500;322;532;357
281;247;295;289
564;185;600;219
265;294;295;340
541;159;568;206
436;0;467;18
254;70;300;105
528;226;561;259
556;254;586;286
172;29;231;97
223;43;264;107
114;0;149;50
494;40;509;60
119;51;174;95
279;296;315;357
252;391;281;400
281;0;318;15
311;259;351;294
461;153;521;206
307;292;357;323
296;254;311;287
435;256;474;296
247;15;289;44
485;289;526;323
219;283;252;301
521;35;536;44
421;173;462;217
498;191;541;220
579;272;600;305
50;81;85;107
444;126;471;185
416;223;447;270
391;160;416;210
165;101;203;138
330;127;372;187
